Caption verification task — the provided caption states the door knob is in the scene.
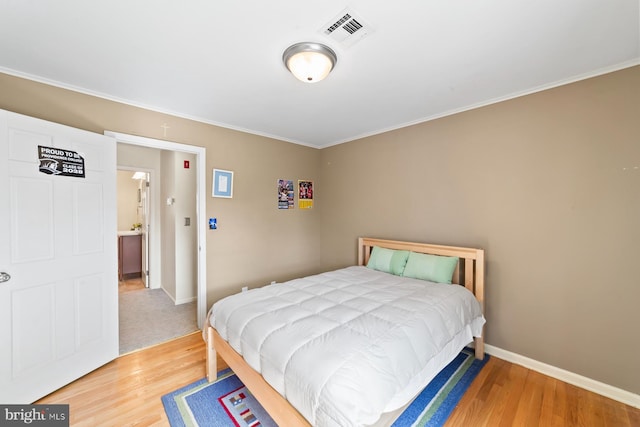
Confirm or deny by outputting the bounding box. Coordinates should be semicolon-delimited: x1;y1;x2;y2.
0;272;10;283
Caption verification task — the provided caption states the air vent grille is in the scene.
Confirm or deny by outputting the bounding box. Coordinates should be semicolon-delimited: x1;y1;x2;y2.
342;18;363;35
321;9;373;47
325;13;352;34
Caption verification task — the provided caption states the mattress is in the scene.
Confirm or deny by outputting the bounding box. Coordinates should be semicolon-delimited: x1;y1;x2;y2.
209;266;485;427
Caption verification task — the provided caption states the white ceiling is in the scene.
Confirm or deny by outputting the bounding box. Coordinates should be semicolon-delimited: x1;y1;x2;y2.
1;1;638;148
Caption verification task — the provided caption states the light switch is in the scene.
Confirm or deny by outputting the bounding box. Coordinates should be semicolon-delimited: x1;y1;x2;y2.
184;217;190;226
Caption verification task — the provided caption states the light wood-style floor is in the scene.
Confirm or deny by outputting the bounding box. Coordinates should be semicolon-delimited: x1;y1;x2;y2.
119;277;145;294
37;332;213;426
37;333;640;426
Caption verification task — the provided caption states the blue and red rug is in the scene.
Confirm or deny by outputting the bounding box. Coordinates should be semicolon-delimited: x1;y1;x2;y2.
162;348;489;427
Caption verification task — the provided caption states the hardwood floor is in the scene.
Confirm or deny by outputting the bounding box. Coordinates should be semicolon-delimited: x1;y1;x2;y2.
119;277;145;294
37;332;220;427
445;356;640;427
37;333;640;426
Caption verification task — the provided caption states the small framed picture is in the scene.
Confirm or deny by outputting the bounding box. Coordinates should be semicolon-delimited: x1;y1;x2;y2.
212;169;234;198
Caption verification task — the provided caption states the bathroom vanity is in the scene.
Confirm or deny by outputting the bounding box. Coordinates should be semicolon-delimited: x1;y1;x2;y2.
118;231;142;281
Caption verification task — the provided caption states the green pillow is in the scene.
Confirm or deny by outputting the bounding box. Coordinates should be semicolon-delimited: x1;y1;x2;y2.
366;246;410;276
402;252;459;284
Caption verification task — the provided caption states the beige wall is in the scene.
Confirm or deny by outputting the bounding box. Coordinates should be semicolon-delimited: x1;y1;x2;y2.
319;66;640;395
160;150;198;303
1;67;638;396
0;72;322;308
160;150;177;299
174;152;197;304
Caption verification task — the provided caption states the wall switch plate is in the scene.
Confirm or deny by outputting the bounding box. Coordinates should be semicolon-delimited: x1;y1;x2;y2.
184;217;190;226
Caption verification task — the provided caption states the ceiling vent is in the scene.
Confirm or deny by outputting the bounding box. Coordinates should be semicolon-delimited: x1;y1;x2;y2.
320;8;373;47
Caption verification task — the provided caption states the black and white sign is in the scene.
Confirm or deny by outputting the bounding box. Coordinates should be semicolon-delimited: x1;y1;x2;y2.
38;145;85;178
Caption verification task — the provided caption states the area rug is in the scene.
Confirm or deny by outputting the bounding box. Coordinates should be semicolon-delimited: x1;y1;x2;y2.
162;347;489;427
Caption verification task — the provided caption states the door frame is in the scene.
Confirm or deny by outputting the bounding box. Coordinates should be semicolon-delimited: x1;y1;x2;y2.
105;131;207;328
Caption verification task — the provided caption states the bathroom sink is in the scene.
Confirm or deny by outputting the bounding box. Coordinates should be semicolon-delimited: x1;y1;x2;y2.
118;230;142;236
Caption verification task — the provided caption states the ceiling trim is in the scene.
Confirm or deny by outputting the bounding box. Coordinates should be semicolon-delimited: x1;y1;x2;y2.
0;66;316;148
320;58;640;149
3;58;639;150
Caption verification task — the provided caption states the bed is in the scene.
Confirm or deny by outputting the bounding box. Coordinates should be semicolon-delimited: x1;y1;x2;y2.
204;237;485;427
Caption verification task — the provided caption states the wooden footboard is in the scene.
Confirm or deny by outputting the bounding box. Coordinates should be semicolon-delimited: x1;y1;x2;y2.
206;326;311;427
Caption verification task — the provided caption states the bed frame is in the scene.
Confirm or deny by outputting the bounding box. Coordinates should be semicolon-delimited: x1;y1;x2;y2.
205;237;485;427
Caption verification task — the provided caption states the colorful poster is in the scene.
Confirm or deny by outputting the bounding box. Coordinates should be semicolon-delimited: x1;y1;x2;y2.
298;180;313;209
277;179;294;209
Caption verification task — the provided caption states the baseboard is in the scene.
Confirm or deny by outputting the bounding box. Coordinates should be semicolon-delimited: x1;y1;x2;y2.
174;296;196;305
485;344;640;409
160;286;196;305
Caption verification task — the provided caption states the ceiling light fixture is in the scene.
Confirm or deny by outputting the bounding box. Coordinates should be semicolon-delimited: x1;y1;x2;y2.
131;171;146;180
283;42;337;83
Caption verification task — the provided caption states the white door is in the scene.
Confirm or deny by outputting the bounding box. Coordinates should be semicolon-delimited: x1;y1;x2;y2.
140;173;150;287
0;110;118;403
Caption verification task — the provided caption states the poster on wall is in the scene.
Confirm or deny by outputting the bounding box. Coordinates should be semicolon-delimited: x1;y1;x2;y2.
37;145;85;178
278;179;294;209
298;180;313;209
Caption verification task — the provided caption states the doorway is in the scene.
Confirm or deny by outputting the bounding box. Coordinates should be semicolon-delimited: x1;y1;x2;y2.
116;160;199;354
116;169;149;287
107;131;207;331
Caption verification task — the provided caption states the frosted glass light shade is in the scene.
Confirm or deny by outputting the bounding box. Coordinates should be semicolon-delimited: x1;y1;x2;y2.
283;42;337;83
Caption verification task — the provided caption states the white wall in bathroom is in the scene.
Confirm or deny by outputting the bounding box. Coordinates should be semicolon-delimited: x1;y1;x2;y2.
116;170;139;231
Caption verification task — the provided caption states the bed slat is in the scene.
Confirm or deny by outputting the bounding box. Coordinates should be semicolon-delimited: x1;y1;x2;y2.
465;258;474;292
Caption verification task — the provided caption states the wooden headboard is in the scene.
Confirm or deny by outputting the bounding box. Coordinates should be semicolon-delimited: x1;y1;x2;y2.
358;237;485;358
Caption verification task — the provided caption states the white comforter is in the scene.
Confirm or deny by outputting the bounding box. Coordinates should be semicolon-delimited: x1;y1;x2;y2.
210;266;485;427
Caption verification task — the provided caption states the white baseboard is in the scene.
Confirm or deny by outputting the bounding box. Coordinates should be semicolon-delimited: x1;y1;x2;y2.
485;344;640;409
174;296;197;305
158;285;196;305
